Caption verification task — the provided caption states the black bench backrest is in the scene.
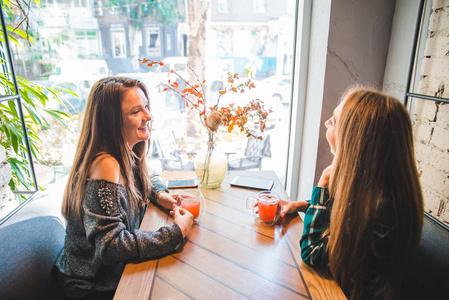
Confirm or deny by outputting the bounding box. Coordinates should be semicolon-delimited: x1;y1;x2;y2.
402;215;449;298
0;180;66;300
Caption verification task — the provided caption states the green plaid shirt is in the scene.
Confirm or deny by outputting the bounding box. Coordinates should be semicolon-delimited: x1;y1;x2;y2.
300;187;331;267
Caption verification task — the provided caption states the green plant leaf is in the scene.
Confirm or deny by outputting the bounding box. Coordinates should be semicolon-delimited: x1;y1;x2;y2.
7;99;18;115
44;109;70;129
6;25;35;43
9;136;19;158
8;157;30;189
22;102;44;126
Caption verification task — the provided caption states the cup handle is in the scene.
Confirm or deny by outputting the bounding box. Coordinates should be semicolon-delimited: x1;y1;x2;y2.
246;196;256;211
274;200;282;222
197;193;206;223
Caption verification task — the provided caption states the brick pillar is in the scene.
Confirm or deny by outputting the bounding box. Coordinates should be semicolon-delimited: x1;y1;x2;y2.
413;0;449;225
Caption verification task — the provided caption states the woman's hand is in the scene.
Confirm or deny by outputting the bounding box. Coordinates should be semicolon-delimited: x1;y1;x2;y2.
280;200;309;217
170;205;193;237
317;165;332;188
157;191;180;210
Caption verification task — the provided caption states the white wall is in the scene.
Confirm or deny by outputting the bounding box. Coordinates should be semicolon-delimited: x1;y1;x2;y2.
0;146;16;220
289;0;397;201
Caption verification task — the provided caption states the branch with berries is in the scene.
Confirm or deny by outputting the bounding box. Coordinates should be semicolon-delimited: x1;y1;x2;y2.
139;58;272;139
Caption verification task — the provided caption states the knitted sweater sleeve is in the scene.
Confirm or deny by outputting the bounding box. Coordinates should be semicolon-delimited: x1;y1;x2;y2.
82;180;183;265
149;170;170;204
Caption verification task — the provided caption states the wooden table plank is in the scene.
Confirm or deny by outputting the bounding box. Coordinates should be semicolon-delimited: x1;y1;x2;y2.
170;242;308;300
186;224;307;294
157;253;248;300
281;213;347;300
198;212;295;266
114;171;346;300
151;277;191;299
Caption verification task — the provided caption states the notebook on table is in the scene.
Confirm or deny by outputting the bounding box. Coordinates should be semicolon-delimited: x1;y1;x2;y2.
230;175;274;191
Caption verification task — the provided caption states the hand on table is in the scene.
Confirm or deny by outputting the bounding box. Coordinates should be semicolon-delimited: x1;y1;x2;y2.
280;200;310;218
170;204;193;237
157;191;181;210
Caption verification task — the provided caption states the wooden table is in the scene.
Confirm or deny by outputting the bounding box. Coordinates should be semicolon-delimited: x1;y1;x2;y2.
114;171;345;300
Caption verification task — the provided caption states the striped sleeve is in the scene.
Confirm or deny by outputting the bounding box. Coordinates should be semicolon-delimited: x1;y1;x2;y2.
300;186;331;267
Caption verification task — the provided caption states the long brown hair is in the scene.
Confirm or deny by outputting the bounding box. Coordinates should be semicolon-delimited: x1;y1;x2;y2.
328;86;424;299
62;77;153;222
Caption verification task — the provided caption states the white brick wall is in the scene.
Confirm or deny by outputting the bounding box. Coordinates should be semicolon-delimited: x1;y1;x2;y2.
0;145;15;219
413;0;449;225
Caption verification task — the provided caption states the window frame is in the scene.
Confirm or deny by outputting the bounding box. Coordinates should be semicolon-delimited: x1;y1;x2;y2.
0;6;39;225
253;0;266;14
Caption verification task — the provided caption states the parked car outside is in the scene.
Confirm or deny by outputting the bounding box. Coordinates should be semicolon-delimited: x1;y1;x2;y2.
49;59;110;100
257;75;292;105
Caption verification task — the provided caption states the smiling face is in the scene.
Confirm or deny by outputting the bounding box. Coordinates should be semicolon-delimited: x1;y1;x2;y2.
325;100;345;155
121;87;152;148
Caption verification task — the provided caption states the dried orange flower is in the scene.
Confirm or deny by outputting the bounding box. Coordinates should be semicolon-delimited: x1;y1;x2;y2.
139;58;272;138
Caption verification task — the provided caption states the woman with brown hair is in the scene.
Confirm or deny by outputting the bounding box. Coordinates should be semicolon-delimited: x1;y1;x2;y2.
55;77;193;299
281;86;424;299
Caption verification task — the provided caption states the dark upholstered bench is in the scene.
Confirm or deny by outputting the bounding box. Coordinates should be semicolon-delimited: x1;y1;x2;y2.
0;178;67;300
402;214;449;299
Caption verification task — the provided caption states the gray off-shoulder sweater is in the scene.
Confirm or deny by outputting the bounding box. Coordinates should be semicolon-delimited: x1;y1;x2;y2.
55;173;184;298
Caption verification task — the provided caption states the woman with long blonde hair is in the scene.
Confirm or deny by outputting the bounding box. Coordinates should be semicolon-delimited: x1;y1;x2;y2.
55;77;193;299
281;86;424;299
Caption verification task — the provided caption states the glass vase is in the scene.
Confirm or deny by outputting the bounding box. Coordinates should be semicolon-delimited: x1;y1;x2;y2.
194;132;227;189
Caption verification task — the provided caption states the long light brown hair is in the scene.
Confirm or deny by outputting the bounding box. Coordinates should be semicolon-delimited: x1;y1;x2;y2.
62;77;152;222
327;86;424;299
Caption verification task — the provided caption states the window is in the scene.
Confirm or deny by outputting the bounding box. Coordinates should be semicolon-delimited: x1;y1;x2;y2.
75;30;100;58
216;30;233;57
251;30;267;56
254;0;266;13
147;28;160;56
40;0;56;8
405;0;449;228
93;0;103;16
1;0;298;220
73;0;87;8
111;30;126;58
218;0;230;13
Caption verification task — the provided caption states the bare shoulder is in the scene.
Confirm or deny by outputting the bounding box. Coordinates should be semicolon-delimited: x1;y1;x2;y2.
89;153;121;183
